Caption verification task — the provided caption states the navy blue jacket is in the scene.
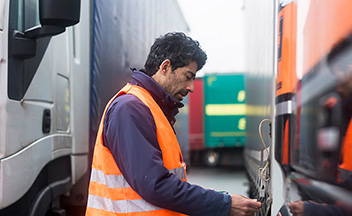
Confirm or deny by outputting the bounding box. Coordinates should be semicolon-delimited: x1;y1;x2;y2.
103;71;232;216
305;202;350;216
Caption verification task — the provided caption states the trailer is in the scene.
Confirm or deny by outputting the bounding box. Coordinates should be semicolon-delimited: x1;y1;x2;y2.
0;1;188;215
189;74;246;166
243;0;352;215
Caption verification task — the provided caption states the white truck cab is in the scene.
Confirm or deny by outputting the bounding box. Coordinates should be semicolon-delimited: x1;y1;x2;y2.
0;0;90;215
0;1;188;215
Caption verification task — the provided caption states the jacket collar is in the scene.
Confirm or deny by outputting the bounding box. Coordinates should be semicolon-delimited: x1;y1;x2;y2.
128;70;184;126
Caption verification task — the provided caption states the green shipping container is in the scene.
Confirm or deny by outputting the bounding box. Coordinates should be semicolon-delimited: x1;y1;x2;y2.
203;74;246;148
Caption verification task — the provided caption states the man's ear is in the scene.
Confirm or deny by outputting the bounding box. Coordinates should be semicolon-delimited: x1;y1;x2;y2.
159;59;171;75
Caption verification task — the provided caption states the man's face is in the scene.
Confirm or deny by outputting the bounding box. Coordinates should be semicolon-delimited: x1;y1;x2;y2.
162;61;198;101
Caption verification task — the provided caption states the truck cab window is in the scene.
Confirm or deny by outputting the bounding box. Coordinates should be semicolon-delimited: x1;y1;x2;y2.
8;0;49;100
11;0;39;32
24;0;40;31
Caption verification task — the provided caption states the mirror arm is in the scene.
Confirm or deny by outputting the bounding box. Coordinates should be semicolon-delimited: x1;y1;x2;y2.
11;31;37;59
24;25;65;39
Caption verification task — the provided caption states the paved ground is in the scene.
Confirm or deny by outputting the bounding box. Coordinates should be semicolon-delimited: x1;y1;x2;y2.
187;165;249;196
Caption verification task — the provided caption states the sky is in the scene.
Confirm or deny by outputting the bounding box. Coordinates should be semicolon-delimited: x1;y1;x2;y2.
177;0;246;75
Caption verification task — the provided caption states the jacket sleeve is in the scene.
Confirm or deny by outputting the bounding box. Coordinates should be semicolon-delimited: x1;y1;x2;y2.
103;94;232;216
304;202;348;216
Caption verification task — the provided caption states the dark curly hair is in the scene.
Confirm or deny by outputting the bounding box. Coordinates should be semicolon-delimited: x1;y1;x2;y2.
143;32;207;76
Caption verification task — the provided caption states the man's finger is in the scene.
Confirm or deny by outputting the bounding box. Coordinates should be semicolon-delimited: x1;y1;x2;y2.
251;200;262;208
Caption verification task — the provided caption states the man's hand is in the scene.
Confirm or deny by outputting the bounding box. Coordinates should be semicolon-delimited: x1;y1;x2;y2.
288;200;305;216
228;195;261;216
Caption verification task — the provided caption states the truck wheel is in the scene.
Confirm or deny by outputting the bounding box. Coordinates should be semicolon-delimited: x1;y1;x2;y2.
204;150;220;167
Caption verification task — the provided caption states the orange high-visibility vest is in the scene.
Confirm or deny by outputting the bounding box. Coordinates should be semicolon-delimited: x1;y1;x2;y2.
338;119;352;183
86;83;187;216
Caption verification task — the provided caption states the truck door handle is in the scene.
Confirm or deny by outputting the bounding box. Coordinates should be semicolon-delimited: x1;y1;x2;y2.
42;109;51;134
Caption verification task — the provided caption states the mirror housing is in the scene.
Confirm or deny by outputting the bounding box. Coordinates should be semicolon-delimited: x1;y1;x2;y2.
15;0;81;59
25;0;81;39
39;0;81;27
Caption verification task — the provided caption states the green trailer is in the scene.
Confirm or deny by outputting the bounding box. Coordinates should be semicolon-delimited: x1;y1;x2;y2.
189;74;246;166
204;74;246;148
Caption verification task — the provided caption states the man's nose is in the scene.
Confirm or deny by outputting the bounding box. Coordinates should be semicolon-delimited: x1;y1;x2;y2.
187;81;195;93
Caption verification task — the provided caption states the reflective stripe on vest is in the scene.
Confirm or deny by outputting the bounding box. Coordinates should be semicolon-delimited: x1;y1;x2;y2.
86;83;187;216
87;167;186;213
88;195;162;213
90;168;131;188
90;167;186;188
170;164;186;180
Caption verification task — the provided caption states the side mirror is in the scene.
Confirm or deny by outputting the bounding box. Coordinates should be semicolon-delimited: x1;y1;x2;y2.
39;0;81;28
25;0;81;39
12;0;81;59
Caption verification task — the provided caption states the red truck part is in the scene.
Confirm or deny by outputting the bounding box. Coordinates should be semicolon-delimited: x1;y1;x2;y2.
188;78;205;151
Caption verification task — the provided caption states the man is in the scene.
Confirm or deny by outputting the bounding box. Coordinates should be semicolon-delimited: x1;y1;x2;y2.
86;32;261;216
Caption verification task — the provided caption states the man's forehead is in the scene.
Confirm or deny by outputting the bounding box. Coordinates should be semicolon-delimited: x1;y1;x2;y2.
187;61;198;73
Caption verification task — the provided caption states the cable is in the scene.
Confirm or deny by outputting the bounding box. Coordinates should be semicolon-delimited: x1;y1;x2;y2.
259;119;271;182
